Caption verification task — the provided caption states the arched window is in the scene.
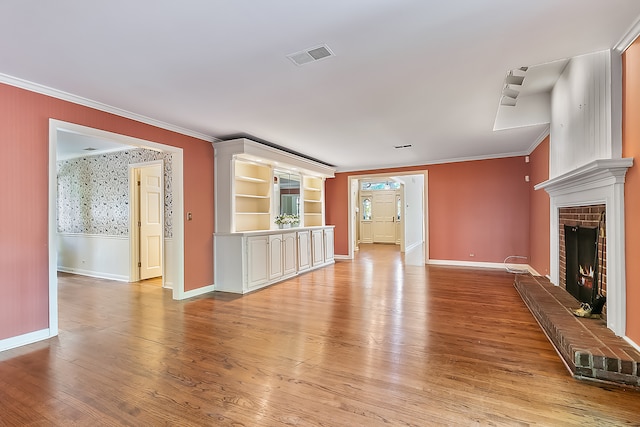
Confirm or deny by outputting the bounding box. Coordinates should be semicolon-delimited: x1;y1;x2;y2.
362;198;372;220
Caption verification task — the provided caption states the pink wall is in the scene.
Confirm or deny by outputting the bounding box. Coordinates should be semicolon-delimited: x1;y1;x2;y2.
622;39;640;344
528;137;550;277
0;83;214;341
326;156;530;263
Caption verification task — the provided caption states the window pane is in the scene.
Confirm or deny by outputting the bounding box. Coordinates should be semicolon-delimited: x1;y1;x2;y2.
362;198;372;220
361;181;400;191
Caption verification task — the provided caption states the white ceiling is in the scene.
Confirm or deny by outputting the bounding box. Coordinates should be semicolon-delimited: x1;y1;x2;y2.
56;130;135;160
2;1;640;170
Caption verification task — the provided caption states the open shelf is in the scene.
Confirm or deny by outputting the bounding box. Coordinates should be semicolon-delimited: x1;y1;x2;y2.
301;175;324;226
233;160;272;231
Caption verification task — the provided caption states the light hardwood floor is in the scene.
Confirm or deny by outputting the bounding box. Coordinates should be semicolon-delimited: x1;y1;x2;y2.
1;244;639;426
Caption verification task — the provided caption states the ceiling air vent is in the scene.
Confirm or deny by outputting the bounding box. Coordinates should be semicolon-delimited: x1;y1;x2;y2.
287;44;334;66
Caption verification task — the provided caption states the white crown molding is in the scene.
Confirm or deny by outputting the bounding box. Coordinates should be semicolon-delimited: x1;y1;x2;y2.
0;72;217;143
615;15;640;53
526;125;550;155
336;150;530;173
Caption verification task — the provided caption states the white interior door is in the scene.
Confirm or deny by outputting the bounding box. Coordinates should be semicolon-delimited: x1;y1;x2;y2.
139;164;163;280
372;191;396;243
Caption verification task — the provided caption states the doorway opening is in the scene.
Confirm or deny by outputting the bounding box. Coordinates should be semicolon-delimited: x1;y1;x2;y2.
347;171;428;264
48;119;185;336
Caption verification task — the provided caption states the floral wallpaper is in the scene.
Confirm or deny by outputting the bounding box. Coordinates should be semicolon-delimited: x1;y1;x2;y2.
57;148;173;237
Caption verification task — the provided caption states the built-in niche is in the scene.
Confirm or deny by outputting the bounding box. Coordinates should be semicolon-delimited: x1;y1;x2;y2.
274;169;301;217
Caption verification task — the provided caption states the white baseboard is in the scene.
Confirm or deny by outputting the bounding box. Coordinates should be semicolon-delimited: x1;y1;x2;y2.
427;259;536;275
57;267;128;282
624;336;640;353
405;241;422;252
0;328;53;353
180;284;215;300
334;254;351;260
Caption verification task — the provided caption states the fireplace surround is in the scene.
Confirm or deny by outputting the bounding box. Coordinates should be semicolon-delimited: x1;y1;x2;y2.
535;158;633;336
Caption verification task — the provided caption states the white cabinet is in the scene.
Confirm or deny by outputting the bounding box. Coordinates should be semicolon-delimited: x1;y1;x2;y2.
247;235;269;289
214;226;335;294
283;232;297;277
268;234;284;281
311;229;324;267
297;230;311;271
324;228;334;262
269;232;297;281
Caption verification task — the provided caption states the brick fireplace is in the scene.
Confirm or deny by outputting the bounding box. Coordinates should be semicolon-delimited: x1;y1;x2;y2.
535;159;632;337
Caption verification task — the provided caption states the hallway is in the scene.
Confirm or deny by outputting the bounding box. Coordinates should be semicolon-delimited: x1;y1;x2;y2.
1;245;639;425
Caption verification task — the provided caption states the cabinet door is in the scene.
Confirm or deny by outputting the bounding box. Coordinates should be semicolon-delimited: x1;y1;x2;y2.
312;229;324;267
283;232;297;276
297;230;311;271
268;234;284;281
324;228;334;262
247;235;269;289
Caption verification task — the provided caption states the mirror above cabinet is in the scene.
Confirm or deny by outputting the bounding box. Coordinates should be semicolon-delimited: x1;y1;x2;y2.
274;169;301;216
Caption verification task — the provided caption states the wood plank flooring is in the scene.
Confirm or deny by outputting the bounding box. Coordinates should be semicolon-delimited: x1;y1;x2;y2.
1;244;640;426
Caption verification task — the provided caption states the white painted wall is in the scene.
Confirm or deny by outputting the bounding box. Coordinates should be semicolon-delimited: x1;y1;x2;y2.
550;49;622;178
403;175;424;251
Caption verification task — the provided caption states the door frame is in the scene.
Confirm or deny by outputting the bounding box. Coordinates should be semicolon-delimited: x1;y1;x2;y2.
49;119;185;336
347;171;428;262
129;160;165;284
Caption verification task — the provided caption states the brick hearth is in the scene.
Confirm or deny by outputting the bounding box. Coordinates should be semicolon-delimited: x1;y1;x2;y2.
514;274;640;387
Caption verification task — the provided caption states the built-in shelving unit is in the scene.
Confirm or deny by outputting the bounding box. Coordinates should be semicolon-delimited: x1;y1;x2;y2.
214;138;336;294
233;160;272;232
303;176;324;227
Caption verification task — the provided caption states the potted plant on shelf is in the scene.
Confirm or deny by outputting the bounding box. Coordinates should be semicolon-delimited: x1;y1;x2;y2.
275;214;299;229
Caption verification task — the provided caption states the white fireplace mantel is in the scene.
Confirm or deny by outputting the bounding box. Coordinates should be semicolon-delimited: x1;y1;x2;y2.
535;158;633;337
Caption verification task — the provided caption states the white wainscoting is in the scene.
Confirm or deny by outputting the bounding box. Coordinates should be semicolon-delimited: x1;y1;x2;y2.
57;233;129;281
163;237;174;289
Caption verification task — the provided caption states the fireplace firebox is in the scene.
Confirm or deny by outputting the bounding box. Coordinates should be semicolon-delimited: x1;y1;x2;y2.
564;225;599;304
